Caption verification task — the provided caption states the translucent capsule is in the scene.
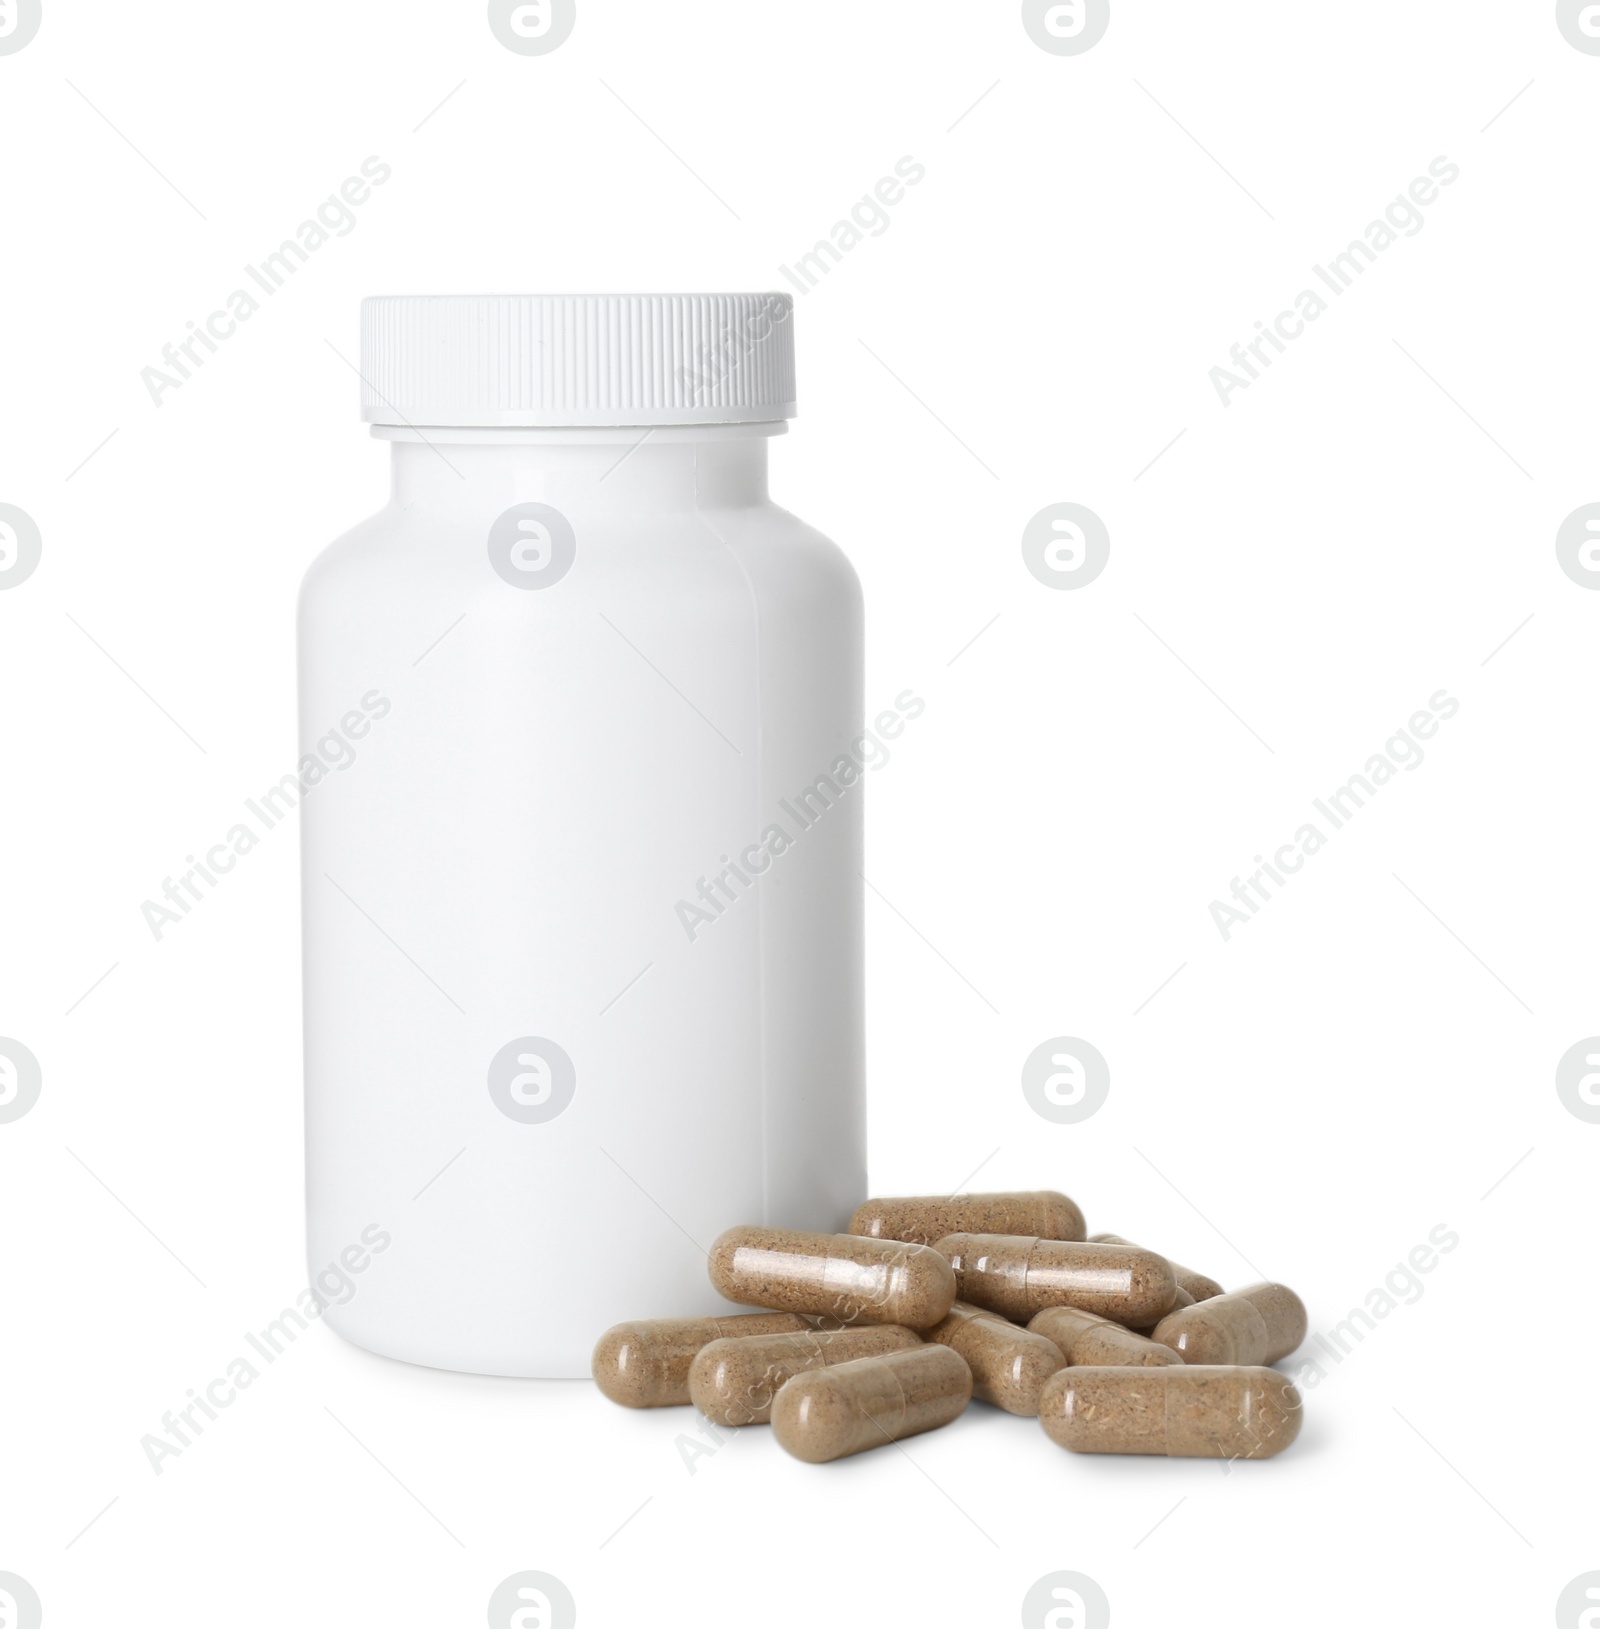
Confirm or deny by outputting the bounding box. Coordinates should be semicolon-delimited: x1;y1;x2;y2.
708;1226;958;1329
1039;1364;1302;1459
1089;1232;1224;1303
936;1234;1177;1325
850;1190;1085;1247
925;1302;1066;1415
771;1345;973;1463
591;1312;809;1408
688;1325;921;1426
1125;1285;1194;1331
1152;1282;1307;1365
1028;1305;1183;1368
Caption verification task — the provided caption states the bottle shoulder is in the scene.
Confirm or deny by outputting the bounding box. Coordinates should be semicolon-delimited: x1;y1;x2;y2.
297;504;401;610
731;501;863;619
300;498;859;607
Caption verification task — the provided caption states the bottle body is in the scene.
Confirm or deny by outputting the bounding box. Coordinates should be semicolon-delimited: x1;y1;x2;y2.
299;427;865;1377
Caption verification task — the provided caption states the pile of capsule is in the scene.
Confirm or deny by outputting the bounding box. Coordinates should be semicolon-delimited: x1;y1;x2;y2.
591;1190;1307;1465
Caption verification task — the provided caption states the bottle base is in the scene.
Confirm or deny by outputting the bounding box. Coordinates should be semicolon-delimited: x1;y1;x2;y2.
321;1303;594;1381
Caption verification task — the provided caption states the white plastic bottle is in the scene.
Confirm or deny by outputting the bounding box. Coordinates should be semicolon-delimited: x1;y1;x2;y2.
299;294;866;1378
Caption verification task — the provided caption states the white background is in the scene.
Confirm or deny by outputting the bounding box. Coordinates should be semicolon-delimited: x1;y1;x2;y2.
2;2;1596;1625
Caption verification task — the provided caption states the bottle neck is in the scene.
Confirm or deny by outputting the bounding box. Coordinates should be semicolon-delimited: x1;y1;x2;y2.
379;422;778;513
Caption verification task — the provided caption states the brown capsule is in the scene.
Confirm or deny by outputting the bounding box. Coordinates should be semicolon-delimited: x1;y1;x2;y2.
771;1345;973;1463
591;1312;809;1408
850;1190;1085;1247
1152;1282;1308;1366
688;1326;921;1426
1039;1364;1302;1459
708;1226;958;1329
1124;1285;1194;1331
1028;1305;1183;1368
925;1302;1066;1415
1089;1233;1225;1302
936;1234;1177;1325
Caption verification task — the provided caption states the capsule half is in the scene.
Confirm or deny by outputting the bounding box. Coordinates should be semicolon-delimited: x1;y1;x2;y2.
1152;1282;1307;1365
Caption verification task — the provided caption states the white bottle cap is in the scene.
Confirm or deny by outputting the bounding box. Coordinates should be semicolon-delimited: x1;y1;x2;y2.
359;293;796;428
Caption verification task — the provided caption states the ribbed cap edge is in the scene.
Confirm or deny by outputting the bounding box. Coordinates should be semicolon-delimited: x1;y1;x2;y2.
359;293;796;427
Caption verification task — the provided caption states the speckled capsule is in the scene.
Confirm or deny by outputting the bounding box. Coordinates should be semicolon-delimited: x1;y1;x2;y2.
925;1302;1066;1415
1152;1282;1307;1366
1028;1305;1183;1368
771;1345;973;1463
936;1234;1178;1325
688;1325;922;1426
591;1312;810;1407
850;1190;1086;1248
1124;1285;1194;1331
1040;1364;1302;1458
708;1226;958;1329
1089;1233;1224;1303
